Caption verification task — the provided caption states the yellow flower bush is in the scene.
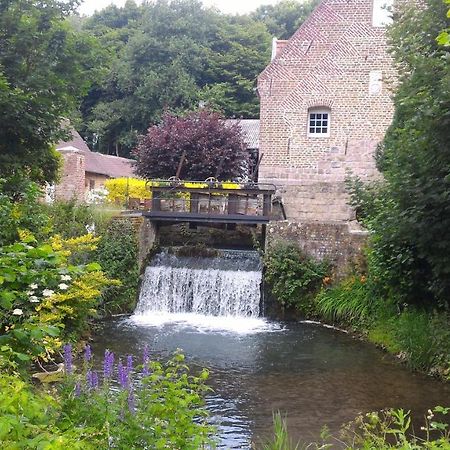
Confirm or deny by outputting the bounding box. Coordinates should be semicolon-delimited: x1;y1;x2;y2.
104;177;151;203
0;233;118;369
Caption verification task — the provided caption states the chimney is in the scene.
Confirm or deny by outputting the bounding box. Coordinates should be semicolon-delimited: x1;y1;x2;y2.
271;38;289;61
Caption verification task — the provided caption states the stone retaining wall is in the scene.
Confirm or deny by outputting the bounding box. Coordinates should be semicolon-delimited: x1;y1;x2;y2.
267;220;369;273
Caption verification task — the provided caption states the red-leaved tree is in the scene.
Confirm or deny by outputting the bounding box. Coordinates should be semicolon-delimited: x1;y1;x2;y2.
133;110;250;181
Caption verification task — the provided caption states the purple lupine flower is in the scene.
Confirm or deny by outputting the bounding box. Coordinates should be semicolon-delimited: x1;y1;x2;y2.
86;370;93;389
75;381;81;397
86;370;98;391
118;359;128;389
142;345;150;377
126;355;133;373
86;370;99;390
84;344;92;362
103;349;114;379
127;389;136;415
92;371;99;390
63;343;73;375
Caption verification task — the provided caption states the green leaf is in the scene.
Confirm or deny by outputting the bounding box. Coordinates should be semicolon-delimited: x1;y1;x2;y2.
86;262;102;272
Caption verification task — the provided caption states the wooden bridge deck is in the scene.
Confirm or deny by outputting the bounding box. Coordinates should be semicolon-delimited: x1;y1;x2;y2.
140;181;275;225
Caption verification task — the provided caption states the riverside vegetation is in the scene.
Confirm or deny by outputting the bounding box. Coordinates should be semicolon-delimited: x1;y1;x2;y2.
0;179;214;448
265;0;450;381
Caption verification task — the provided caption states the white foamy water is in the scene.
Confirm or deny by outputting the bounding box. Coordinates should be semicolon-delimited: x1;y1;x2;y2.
132;250;277;334
130;311;280;334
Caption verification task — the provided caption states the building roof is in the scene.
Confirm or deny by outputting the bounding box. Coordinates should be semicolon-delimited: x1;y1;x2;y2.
56;128;135;178
226;119;260;149
84;151;135;178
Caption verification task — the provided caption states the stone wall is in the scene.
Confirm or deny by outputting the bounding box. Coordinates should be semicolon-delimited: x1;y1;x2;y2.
54;149;86;202
267;220;369;273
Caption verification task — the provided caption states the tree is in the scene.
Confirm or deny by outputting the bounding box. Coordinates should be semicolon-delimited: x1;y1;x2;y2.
0;0;97;186
349;0;450;306
80;0;272;157
134;110;250;181
252;0;320;40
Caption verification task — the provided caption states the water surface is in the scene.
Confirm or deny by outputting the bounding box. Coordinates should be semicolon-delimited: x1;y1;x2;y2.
93;315;450;448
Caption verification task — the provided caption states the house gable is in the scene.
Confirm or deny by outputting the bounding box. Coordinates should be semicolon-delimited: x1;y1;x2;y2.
257;0;400;222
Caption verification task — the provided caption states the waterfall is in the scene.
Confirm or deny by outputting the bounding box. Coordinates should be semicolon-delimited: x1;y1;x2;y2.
134;249;262;318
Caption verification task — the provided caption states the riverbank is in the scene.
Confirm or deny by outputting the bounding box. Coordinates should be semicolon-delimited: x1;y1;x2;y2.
263;244;450;382
313;277;450;381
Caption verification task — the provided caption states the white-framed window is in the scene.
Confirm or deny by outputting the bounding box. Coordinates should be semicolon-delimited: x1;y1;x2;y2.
308;108;330;137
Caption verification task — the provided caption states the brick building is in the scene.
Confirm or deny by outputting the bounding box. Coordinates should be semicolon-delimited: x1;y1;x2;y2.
258;0;396;222
54;129;135;202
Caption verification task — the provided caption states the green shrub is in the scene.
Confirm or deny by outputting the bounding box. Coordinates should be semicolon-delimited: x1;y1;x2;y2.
95;218;139;314
0;374;90;449
45;200;116;239
59;346;214;449
0;348;214;449
391;309;450;375
340;407;450;449
264;244;329;312
0;179;50;246
265;408;450;449
0;234;115;371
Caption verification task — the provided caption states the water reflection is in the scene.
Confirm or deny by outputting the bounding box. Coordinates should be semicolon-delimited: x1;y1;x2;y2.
92;317;450;448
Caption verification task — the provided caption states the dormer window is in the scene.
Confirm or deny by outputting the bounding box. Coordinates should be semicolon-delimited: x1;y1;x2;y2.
372;0;393;27
308;108;330;137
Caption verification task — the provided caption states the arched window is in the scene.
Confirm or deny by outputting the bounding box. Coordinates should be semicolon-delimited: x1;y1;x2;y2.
308;107;330;137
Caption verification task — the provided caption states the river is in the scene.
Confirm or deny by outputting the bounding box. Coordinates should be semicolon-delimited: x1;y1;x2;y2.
92;314;450;448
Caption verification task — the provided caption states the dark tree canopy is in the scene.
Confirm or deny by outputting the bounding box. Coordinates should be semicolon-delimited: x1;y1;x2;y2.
134;110;250;181
79;0;273;157
0;0;97;185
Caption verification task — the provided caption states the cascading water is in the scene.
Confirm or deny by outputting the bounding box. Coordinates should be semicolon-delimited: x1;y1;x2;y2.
132;249;267;331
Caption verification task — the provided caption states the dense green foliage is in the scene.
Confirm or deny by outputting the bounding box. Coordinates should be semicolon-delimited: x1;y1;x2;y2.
0;180;50;246
134;110;250;180
95;218;139;314
0;350;213;448
44;200;115;239
348;0;450;307
264;244;329;312
0;0;98;186
0;234;114;371
252;0;320;40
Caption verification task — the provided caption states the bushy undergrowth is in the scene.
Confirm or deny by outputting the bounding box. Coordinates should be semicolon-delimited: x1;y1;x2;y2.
264;244;329;313
45;199;117;238
263;408;450;449
0;233;116;371
315;276;373;327
95;218;139;314
0;346;214;449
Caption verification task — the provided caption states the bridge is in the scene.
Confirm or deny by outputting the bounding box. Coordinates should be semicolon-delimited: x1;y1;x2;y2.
132;180;276;225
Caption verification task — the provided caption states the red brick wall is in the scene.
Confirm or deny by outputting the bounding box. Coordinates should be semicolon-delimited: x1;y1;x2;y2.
55;149;86;202
258;0;398;222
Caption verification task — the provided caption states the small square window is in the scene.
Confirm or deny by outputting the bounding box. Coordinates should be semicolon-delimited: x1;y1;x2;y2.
308;109;330;137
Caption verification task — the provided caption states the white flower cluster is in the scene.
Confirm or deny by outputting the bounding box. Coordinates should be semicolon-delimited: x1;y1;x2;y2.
24;274;73;305
85;187;108;205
